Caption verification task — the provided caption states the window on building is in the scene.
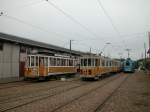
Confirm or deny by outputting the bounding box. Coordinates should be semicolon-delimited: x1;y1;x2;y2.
0;42;3;51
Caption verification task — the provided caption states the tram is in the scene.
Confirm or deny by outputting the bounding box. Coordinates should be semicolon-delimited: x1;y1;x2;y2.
123;58;135;73
24;54;79;80
79;56;121;80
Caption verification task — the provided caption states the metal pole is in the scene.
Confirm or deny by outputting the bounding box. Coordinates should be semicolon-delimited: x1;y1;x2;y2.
90;47;91;54
127;49;129;58
144;43;146;60
125;49;131;58
70;40;72;57
148;32;150;58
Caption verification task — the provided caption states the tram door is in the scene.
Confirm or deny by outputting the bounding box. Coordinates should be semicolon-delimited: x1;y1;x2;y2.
39;57;48;76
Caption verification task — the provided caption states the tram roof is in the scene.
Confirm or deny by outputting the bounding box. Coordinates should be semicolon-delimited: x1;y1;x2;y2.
0;32;85;56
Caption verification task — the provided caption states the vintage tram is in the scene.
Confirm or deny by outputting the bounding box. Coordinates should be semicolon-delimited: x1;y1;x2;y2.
79;56;121;80
24;54;79;80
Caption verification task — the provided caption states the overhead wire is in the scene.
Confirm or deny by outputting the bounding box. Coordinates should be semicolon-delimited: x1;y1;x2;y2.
0;12;67;43
44;0;102;39
97;0;120;36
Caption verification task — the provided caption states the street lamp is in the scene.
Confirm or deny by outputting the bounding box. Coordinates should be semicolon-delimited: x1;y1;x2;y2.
99;42;111;56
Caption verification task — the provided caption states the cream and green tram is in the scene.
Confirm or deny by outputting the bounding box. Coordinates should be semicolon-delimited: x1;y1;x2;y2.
79;56;121;80
24;55;79;80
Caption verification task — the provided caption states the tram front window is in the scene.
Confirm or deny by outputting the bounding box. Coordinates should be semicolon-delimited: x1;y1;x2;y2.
126;61;130;66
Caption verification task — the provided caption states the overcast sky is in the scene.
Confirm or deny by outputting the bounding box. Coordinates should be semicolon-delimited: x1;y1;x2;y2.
0;0;150;60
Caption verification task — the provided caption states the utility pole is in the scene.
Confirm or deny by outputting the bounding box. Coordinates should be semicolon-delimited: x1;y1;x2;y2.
69;40;74;58
125;49;131;58
144;43;146;60
148;31;150;58
90;47;92;54
70;40;72;57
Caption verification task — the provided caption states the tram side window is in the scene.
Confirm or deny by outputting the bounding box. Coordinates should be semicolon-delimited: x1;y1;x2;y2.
49;58;54;66
102;60;105;66
57;58;61;66
61;59;65;66
88;58;91;66
95;59;99;66
91;58;94;66
66;59;69;66
69;59;73;66
81;59;84;66
110;62;112;66
107;61;109;66
31;56;34;67
36;56;38;66
27;57;30;67
112;62;114;67
74;60;78;66
53;58;57;66
84;59;88;66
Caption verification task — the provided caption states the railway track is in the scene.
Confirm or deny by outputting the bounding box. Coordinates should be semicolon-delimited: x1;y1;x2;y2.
3;73;123;112
0;76;79;90
0;78;89;112
0;73;126;112
50;73;125;112
94;74;130;112
0;81;33;89
0;77;81;101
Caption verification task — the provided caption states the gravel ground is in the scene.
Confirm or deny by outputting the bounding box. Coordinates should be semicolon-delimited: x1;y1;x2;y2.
1;71;148;112
53;73;128;112
0;74;122;112
99;71;150;112
0;78;79;100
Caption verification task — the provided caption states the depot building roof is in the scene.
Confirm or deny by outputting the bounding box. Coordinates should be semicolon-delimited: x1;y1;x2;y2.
0;32;84;56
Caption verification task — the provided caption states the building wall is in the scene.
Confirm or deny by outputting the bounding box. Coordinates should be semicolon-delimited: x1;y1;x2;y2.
0;42;20;79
